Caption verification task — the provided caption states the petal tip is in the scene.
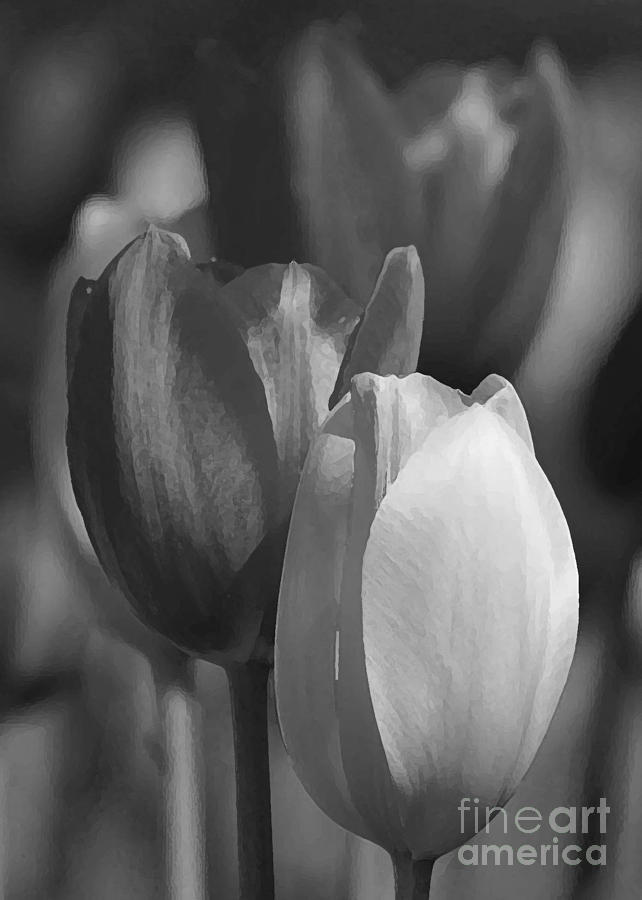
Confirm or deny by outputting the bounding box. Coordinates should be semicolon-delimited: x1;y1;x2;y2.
387;244;419;265
141;223;191;260
350;370;396;400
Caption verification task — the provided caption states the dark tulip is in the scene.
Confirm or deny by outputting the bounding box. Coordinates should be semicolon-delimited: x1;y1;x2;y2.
67;227;424;663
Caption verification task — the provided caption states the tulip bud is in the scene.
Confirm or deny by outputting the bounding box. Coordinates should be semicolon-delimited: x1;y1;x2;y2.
275;372;578;858
67;227;424;663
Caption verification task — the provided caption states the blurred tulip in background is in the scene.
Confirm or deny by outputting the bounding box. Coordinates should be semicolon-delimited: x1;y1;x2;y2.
286;26;571;391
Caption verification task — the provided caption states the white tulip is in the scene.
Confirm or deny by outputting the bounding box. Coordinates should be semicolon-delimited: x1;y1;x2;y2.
275;372;578;868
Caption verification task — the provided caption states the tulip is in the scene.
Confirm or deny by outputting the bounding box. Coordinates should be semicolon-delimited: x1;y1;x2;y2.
275;371;578;890
66;225;424;665
286;25;571;391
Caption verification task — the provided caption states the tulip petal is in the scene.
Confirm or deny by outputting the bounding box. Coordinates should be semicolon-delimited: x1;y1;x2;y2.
286;24;424;302
218;261;360;510
67;227;279;660
349;372;465;511
334;373;464;850
336;485;407;850
464;373;534;452
344;371;534;510
397;62;464;133
466;44;571;385
360;403;578;857
330;246;424;408
275;400;374;841
414;68;518;387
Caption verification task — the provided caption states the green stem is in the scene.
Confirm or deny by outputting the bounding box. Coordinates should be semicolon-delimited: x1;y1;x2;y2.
159;653;207;900
392;851;435;900
227;661;275;900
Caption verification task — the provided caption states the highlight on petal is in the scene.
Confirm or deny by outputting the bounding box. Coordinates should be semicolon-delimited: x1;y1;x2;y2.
275;401;373;841
111;228;277;574
359;403;578;857
341;372;534;519
330;246;425;408
67;227;280;660
348;371;466;514
216;260;360;508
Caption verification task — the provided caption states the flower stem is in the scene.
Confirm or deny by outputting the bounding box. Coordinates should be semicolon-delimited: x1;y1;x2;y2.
392;851;435;900
159;653;207;900
227;661;275;900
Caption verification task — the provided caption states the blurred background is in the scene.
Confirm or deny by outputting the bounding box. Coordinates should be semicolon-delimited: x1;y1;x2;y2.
3;0;642;896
